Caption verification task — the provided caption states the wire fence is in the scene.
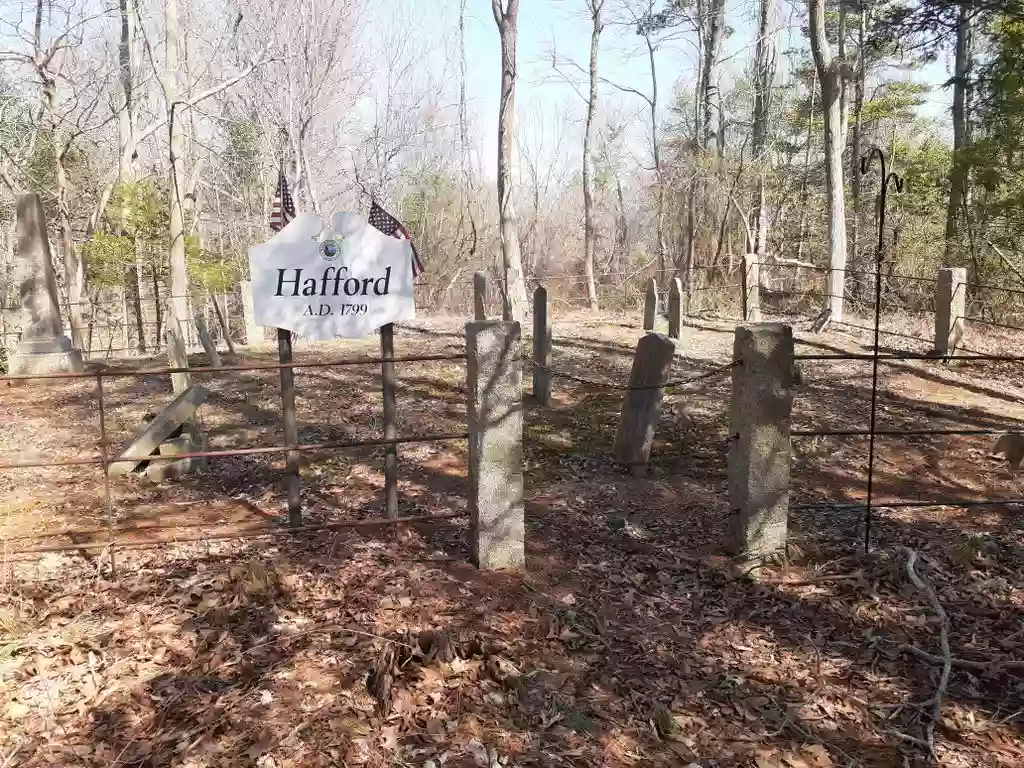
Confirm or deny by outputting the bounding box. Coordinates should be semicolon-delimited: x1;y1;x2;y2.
0;348;473;568
783;150;1024;551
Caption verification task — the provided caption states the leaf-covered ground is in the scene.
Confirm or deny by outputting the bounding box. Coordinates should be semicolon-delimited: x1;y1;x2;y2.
2;310;1023;767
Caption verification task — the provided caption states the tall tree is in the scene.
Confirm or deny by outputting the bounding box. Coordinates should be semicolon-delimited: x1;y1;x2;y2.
166;0;189;327
492;0;528;321
944;5;972;263
751;0;777;260
583;0;604;310
809;0;849;320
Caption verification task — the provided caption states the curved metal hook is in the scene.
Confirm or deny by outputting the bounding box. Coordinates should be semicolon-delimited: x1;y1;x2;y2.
860;148;903;258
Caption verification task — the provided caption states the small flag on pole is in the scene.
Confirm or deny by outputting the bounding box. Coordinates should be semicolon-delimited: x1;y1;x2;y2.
269;170;296;232
369;200;424;277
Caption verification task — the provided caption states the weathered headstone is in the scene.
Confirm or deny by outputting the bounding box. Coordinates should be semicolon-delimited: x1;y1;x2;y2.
667;278;683;338
109;385;209;476
240;280;262;346
146;435;201;483
811;307;832;333
532;286;551;405
467;321;524;570
642;278;658;331
473;271;487;322
613;333;676;472
7;194;83;374
934;267;966;357
194;314;222;367
742;253;761;322
728;323;794;558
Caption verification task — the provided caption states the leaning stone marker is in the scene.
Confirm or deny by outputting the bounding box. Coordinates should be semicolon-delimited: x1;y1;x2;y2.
467;321;524;570
642;278;658;331
614;333;676;472
109;385;209;476
194;314;222;367
7;194;83;375
728;323;794;558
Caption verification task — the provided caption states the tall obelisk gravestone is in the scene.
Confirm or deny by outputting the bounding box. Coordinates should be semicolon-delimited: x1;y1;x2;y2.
8;194;83;374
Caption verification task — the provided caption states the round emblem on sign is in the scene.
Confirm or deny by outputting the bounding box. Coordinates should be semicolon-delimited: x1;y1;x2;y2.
319;236;343;261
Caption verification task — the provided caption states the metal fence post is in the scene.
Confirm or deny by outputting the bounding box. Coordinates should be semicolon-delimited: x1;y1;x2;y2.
278;328;301;527
380;323;399;518
467;321;524;570
934;267;966;357
729;322;794;557
532;286;551;405
473;271;487;322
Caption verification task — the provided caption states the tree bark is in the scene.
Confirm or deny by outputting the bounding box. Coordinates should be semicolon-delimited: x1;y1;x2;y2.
809;0;848;321
166;0;190;327
582;0;603;310
751;0;776;259
850;5;865;286
492;0;528;322
701;0;726;157
796;69;817;265
944;6;972;265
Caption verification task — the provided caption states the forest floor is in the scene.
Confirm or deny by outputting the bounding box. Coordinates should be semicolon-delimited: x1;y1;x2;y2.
1;307;1023;767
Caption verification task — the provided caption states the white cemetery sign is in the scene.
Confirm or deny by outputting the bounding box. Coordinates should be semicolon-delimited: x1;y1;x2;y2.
248;211;416;340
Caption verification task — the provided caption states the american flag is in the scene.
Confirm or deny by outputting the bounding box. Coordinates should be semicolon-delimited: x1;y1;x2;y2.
368;200;424;278
269;170;296;232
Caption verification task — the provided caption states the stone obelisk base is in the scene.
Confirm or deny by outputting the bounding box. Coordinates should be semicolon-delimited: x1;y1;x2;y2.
8;335;84;375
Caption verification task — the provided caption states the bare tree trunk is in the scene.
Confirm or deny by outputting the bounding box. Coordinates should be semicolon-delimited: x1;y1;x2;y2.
850;5;865;287
582;0;603;310
809;0;848;321
944;7;972;265
796;70;817;265
492;0;528;322
701;0;726;156
751;0;776;259
641;38;665;283
166;0;190;326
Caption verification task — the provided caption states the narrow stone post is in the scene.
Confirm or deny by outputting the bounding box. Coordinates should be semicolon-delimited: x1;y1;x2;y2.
473;271;487;321
667;278;683;338
532;286;552;405
742;253;761;322
467;321;525;570
643;278;658;331
729;323;794;558
933;267;966;357
613;333;676;472
241;280;261;346
194;314;222;367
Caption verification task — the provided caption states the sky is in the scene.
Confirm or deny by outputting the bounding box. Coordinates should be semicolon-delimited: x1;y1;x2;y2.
364;0;955;180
